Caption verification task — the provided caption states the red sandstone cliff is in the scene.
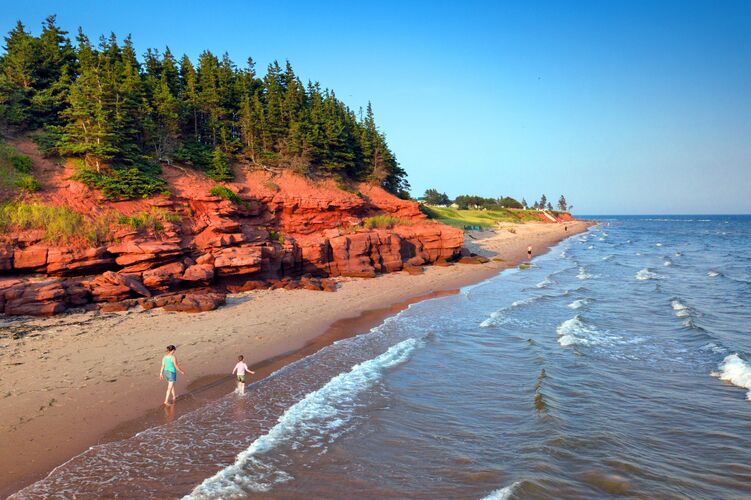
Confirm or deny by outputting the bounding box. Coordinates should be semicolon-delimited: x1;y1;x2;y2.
0;140;464;316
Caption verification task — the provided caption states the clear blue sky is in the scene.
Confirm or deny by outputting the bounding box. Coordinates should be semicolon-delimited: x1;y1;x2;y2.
3;0;750;214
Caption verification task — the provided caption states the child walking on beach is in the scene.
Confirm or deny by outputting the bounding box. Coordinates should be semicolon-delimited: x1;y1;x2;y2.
232;355;255;395
159;345;185;405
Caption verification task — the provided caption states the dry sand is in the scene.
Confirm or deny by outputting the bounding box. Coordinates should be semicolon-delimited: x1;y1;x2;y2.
0;220;592;495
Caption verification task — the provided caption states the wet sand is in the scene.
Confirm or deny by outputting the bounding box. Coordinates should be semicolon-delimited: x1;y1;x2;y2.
0;220;591;496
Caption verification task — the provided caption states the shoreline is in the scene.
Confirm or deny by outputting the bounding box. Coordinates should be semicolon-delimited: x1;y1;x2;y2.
0;220;593;496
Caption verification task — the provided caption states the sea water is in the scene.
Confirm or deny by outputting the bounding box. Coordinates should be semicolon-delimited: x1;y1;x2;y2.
13;215;751;498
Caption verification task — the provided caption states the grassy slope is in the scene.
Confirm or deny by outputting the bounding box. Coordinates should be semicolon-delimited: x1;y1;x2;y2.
421;206;545;229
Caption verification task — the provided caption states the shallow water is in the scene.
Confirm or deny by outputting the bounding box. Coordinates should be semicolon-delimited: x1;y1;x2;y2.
13;215;751;499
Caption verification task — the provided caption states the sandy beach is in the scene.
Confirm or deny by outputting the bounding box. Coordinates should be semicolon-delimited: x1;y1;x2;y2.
0;220;591;496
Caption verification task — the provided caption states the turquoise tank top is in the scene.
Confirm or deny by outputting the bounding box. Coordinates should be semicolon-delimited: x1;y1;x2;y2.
163;355;176;372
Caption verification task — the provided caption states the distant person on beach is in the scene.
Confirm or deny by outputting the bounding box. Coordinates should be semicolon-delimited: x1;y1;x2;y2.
527;245;533;260
232;355;255;395
565;225;568;232
159;345;185;405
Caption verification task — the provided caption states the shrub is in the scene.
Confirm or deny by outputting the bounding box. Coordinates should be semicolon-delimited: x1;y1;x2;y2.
72;164;169;201
362;215;412;229
31;128;62;157
209;185;242;204
207;148;233;181
15;175;41;192
269;230;285;244
10;155;33;173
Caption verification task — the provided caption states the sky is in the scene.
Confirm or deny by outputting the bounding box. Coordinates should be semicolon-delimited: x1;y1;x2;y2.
2;0;750;214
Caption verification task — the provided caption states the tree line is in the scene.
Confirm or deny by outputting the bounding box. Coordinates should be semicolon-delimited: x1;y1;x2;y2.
0;16;409;199
423;189;570;212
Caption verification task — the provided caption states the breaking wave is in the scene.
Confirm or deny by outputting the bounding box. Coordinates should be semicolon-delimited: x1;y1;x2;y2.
568;298;590;310
671;299;690;318
635;268;659;281
482;481;521;499
716;354;751;401
187;337;424;498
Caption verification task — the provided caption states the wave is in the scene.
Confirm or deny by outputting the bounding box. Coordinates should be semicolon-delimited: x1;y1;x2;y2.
707;271;721;278
568;299;590;310
671;299;690;318
483;482;520;500
186;337;424;498
536;277;553;289
576;267;592;280
635;268;660;281
556;315;600;347
481;296;543;327
716;354;751;401
663;258;673;267
656;243;663;247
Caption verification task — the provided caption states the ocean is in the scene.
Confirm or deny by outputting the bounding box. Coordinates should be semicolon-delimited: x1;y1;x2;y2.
12;215;751;498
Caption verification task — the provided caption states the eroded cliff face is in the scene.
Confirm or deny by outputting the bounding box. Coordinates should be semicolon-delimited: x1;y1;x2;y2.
0;165;464;316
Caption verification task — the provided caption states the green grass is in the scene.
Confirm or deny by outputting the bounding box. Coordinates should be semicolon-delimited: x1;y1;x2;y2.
421;206;543;229
0;201;114;244
362;215;412;229
117;208;181;232
210;185;242;203
0;140;40;193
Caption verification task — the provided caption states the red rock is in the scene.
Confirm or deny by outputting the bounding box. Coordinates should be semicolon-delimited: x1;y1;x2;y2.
0;247;13;271
181;263;215;284
88;271;151;302
195;253;215;265
458;255;490;265
143;262;185;289
226;280;266;293
13;245;48;270
99;301;131;312
2;280;67;316
213;246;262;275
46;246;115;276
163;292;226;313
403;264;424;275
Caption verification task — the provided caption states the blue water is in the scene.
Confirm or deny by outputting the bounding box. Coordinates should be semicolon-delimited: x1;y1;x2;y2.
14;216;751;499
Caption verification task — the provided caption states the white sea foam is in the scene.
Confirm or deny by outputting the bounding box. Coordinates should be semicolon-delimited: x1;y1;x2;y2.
635;268;659;281
716;354;751;400
700;342;726;354
663;258;673;267
483;482;520;500
187;337;423;498
576;267;592;280
568;299;590;309
536;277;553;288
587;245;594;250
480;311;505;328
707;271;720;277
656;243;663;247
556;316;598;347
674;252;682;257
671;299;690;318
635;252;641;256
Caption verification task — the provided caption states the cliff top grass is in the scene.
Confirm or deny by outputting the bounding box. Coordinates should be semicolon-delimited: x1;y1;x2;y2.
0;201;114;245
421;206;543;229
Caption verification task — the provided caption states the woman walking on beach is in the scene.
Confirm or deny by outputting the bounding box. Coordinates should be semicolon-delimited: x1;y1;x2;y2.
159;345;185;405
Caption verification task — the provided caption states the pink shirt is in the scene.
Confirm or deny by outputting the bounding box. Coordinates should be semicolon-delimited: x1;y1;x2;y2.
233;362;249;376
